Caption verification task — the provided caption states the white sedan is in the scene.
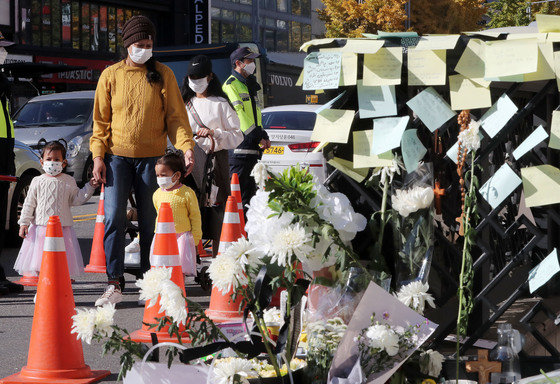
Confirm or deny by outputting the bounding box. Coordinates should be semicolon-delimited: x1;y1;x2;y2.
261;104;327;183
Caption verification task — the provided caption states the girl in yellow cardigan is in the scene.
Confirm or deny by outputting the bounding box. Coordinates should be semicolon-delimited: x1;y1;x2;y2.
152;149;202;276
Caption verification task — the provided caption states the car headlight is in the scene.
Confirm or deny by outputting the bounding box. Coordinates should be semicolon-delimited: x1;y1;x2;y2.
67;136;83;159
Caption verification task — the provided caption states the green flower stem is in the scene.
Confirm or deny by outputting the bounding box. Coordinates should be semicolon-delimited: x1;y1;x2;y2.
456;153;476;383
379;174;390;248
252;307;283;378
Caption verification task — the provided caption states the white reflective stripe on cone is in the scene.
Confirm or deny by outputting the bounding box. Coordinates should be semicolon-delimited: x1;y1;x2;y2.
156;222;175;234
231;184;241;191
237;203;243;210
96;215;105;223
100;192;105;200
44;237;66;252
152;254;180;267
223;212;240;224
218;241;232;255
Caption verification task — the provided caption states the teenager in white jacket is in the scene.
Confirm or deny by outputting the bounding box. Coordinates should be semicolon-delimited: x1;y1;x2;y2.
181;55;243;255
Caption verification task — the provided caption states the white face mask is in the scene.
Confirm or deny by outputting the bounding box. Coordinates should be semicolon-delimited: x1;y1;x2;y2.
0;48;7;66
188;77;209;94
129;45;152;64
243;62;256;75
42;161;63;176
157;175;177;190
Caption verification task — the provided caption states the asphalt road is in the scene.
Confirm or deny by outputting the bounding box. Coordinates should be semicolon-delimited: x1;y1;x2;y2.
0;196;211;383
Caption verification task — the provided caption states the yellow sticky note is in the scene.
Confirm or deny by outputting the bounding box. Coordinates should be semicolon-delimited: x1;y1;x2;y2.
312;142;329;153
341;39;384;54
464;31;503;38
414;35;460;51
363;47;403;86
455;39;485;79
327;157;369;183
340;53;358;86
315;89;324;94
449;74;491;111
311;109;354;143
300;38;335;52
407;49;446;86
550;111;560;149
554;51;560;91
296;70;303;86
484;39;538;78
352;130;394;169
521;165;560;207
537;14;560;33
547;32;560;42
524;42;555;82
507;33;547;42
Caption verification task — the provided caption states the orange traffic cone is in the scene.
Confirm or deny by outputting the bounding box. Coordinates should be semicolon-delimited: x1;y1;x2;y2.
197;240;212;258
230;173;246;237
85;184;106;273
0;216;110;384
129;202;191;343
206;196;245;323
15;273;38;286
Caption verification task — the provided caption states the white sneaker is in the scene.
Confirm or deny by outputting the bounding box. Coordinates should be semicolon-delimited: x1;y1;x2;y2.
95;284;123;306
125;237;140;253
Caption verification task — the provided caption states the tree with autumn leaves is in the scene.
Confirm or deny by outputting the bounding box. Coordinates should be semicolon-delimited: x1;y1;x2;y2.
318;0;486;37
487;0;560;28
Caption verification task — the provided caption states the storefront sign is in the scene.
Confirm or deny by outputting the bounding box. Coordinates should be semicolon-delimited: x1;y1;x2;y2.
34;56;114;84
189;0;210;44
5;54;33;65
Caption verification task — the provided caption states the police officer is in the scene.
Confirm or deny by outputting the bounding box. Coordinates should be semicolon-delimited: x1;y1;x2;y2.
0;32;23;295
223;47;270;215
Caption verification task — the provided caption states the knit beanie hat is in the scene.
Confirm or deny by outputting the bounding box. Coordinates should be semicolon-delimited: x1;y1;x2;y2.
122;16;156;48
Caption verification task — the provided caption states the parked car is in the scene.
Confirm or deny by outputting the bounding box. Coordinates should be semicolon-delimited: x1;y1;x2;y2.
5;140;43;242
261;104;327;183
12;91;95;186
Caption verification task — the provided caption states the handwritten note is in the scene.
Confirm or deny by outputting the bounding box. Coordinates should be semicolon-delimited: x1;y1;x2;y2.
357;80;397;119
529;249;560;294
479;94;518;139
300;38;335;52
303;52;342;90
484;39;538;78
414;35;460;51
521;165;560;207
549;111;560;149
353;130;394;169
407;49;446;86
449;74;492;111
311;109;354;143
363;47;403;86
479;163;522;210
537;13;560;33
401;129;427;173
406;87;455;132
371;116;410;155
513;125;548;160
341;39;384;54
327;157;369;183
455;39;485;79
524;42;555;82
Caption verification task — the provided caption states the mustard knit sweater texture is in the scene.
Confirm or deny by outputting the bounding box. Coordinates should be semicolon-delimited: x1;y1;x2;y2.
153;185;202;244
91;60;194;159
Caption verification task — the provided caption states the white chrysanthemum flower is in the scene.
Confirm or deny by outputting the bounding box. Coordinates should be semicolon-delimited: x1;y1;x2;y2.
372;156;404;186
224;237;264;271
420;349;445;377
71;307;96;344
365;324;400;356
136;267;173;308
263;307;283;325
391;186;434;218
213;357;256;384
208;253;247;294
297;235;339;273
396;281;436;315
158;280;187;325
250;161;269;190
458;120;481;152
94;303;116;338
269;223;314;267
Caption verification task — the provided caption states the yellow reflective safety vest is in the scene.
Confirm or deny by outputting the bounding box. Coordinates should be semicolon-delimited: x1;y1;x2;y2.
0;98;14;139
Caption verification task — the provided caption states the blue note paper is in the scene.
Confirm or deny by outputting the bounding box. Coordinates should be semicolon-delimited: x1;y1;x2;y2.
357;80;397;119
406;87;456;132
303;52;342;91
479;163;522;210
479;94;518;138
529;249;560;294
512;125;548;160
401;129;427;173
372;116;410;155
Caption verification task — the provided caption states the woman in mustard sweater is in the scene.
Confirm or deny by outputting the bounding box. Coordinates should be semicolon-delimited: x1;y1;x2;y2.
90;16;195;306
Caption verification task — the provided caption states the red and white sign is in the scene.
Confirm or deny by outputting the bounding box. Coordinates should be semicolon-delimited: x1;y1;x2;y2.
34;56;114;84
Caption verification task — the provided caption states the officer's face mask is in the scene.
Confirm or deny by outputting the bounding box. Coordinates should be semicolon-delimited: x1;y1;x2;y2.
243;61;256;75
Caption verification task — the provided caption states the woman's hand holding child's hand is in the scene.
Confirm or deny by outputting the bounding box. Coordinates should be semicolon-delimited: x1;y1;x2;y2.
89;178;101;188
19;225;28;239
195;128;214;138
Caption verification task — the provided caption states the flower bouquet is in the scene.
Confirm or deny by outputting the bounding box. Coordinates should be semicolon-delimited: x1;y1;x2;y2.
391;163;435;288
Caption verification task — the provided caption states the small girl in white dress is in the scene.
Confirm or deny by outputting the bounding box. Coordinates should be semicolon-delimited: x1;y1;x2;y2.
15;140;99;277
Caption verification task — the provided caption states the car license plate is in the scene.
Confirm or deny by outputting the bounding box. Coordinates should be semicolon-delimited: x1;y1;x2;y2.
264;146;284;155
